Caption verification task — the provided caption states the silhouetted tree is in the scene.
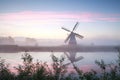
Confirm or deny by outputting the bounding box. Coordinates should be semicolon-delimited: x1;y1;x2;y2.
0;58;15;80
15;52;33;80
32;61;50;80
51;54;67;80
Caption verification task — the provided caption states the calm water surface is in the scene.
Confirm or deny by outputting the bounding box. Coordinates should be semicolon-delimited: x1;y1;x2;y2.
0;52;118;71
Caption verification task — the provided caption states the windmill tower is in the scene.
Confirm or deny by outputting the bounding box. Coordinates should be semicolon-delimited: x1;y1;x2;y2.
62;22;84;45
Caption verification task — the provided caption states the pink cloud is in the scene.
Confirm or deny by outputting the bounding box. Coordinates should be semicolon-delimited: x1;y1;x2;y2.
99;17;120;22
0;11;120;22
0;11;94;20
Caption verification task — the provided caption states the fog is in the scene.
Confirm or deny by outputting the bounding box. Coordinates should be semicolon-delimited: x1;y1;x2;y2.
0;36;120;46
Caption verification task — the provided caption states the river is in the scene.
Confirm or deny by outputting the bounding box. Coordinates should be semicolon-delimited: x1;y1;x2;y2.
0;52;118;72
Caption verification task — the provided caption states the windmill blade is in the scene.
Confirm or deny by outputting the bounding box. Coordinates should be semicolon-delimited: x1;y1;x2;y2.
62;27;71;32
75;33;84;39
72;22;79;32
64;52;70;58
64;33;71;43
64;62;71;66
64;52;75;64
74;56;84;62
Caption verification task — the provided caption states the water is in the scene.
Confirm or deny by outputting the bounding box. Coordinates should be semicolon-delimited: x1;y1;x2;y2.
0;52;118;72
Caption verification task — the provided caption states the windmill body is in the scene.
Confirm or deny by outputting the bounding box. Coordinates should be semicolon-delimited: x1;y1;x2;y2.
68;33;77;45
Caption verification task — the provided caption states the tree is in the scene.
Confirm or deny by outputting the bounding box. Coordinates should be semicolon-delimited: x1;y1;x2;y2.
51;54;67;80
15;52;33;80
0;57;15;80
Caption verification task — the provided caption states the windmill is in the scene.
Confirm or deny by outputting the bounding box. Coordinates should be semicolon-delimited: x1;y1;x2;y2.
62;22;84;45
62;22;84;64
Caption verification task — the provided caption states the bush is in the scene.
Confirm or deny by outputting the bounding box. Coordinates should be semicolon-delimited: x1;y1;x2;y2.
0;58;15;80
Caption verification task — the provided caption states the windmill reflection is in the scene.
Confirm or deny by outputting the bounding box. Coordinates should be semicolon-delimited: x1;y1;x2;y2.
64;51;83;64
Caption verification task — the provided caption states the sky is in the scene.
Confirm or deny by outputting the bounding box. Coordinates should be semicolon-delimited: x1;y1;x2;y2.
0;0;120;40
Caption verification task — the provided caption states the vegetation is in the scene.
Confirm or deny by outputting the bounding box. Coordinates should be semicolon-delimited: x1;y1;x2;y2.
0;50;120;80
0;58;15;80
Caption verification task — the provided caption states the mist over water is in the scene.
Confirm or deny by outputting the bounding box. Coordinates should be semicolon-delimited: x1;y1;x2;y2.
0;36;120;72
0;36;119;46
18;38;120;46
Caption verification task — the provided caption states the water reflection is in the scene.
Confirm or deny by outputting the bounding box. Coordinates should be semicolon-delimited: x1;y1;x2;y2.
0;52;118;71
64;51;83;64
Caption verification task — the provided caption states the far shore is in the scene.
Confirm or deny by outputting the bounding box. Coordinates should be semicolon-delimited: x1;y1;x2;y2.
0;45;120;53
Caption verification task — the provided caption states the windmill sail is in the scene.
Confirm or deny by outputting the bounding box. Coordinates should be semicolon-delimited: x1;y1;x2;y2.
72;22;79;32
62;27;71;32
75;33;84;39
65;33;71;43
